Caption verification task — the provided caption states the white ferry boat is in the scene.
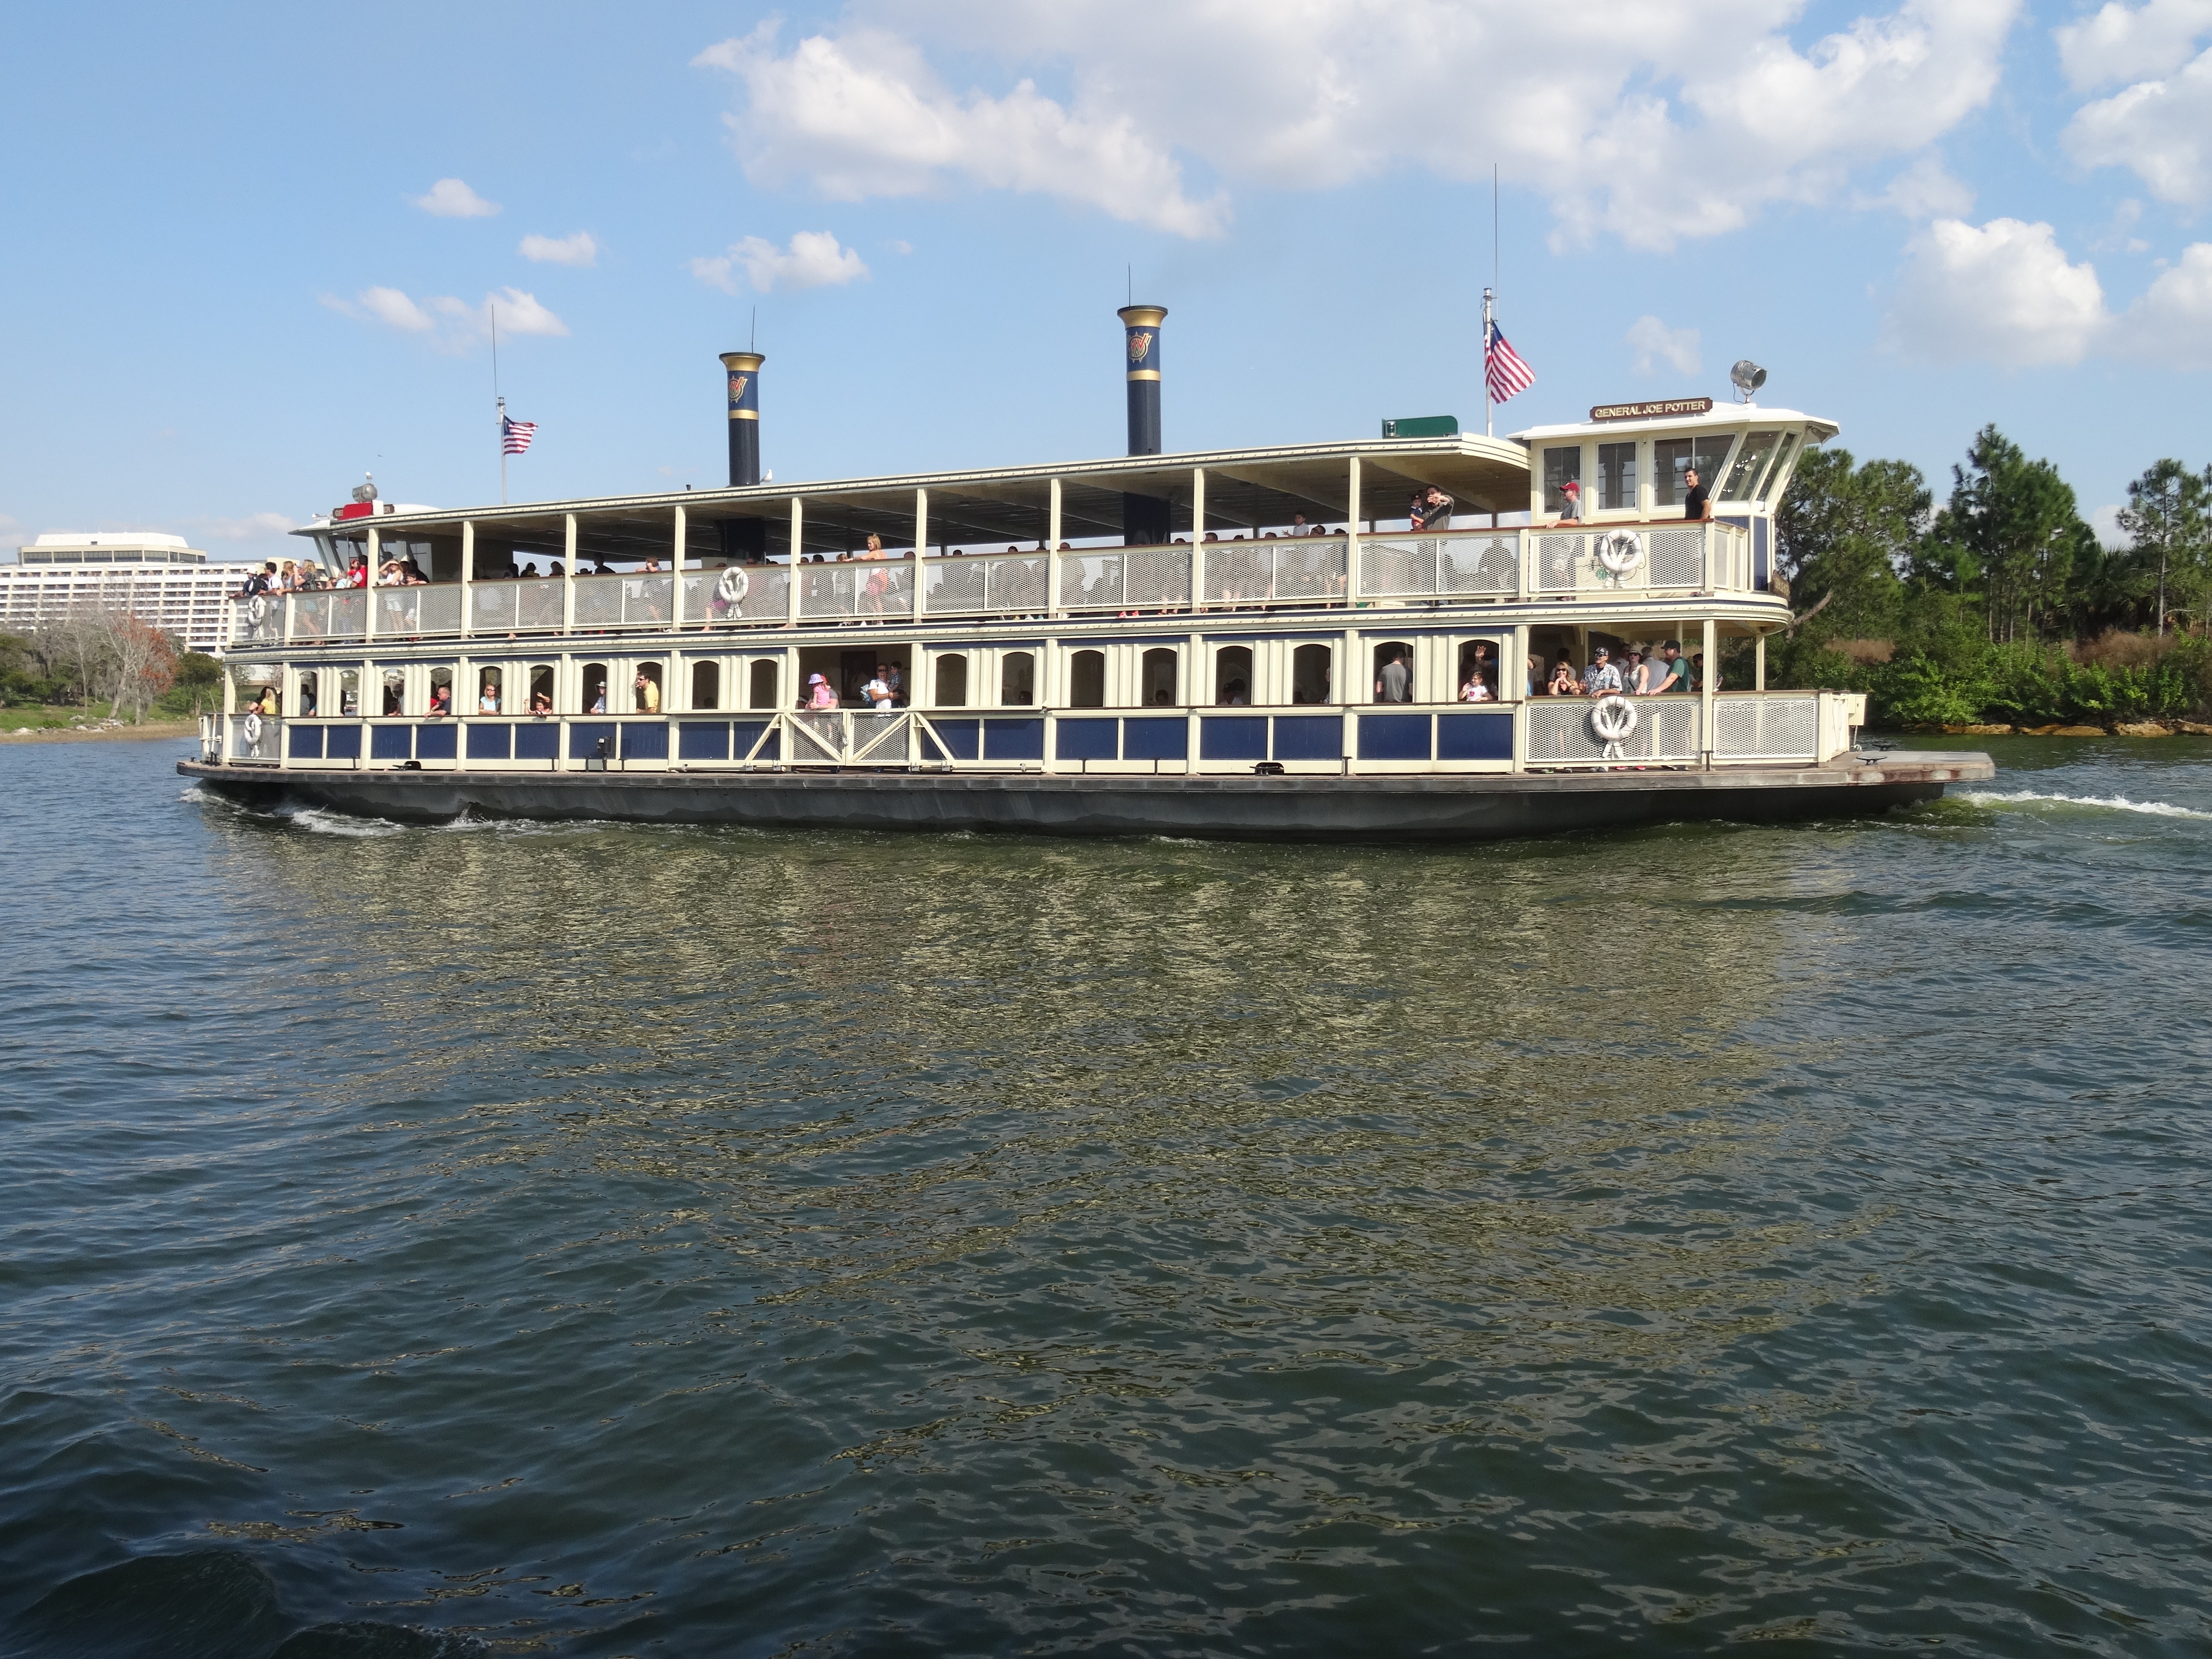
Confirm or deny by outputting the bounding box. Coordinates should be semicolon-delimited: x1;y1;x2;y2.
180;306;1990;839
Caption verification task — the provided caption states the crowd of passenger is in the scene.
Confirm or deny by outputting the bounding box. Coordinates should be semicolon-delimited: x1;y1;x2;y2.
1535;641;1703;697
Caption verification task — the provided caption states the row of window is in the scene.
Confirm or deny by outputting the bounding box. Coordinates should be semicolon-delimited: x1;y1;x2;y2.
1540;431;1799;516
243;636;1515;718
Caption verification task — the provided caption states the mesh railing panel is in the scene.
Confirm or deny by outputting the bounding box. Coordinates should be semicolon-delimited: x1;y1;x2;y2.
1525;697;1701;764
925;553;1048;615
1531;533;1591;594
288;592;366;643
1273;539;1348;600
1060;553;1126;610
1204;544;1270;605
789;711;845;760
1361;538;1441;599
515;579;565;629
572;574;625;630
797;562;915;620
1439;536;1518;595
848;711;911;763
471;583;519;633
1123;546;1191;608
1712;695;1819;758
1645;527;1705;587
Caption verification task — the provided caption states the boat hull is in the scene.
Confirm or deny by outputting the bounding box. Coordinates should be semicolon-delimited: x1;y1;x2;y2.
178;755;1988;843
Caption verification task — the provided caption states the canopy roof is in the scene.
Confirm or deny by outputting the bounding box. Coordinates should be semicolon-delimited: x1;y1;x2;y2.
303;436;1532;563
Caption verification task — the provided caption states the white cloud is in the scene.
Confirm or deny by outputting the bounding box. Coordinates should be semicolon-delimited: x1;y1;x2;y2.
690;230;870;294
695;23;1228;237
1625;315;1702;376
1868;153;1978;218
2055;0;2212;89
698;1;2020;249
2090;501;2129;545
2064;46;2212;203
1883;217;2109;365
520;231;599;267
324;286;567;349
413;177;500;218
2116;243;2212;367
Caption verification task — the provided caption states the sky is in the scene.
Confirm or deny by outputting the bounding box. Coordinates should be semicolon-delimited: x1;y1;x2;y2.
3;0;2209;565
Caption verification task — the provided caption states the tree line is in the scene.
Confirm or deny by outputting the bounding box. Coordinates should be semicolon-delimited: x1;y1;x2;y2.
0;607;222;723
1761;428;2212;727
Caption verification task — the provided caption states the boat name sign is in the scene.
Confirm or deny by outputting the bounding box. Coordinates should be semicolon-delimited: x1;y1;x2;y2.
1589;397;1714;421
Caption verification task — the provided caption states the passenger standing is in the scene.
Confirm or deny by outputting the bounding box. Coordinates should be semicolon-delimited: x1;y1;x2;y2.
1583;646;1622;697
863;666;895;711
634;670;660;713
1646;641;1689;693
1682;468;1710;521
1376;648;1412;703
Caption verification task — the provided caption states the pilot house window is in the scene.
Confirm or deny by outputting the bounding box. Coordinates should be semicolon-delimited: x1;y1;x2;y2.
1598;443;1637;512
1543;446;1583;515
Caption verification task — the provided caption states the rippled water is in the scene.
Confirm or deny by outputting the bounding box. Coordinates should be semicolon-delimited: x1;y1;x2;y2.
3;737;2210;1657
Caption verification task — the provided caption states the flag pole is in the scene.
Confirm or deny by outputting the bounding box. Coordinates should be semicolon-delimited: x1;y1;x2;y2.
1487;163;1498;439
492;305;507;505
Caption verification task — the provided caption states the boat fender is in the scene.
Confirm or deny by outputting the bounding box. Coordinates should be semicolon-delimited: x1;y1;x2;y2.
242;711;262;748
716;566;749;607
1590;693;1637;759
247;594;269;624
1596;530;1644;576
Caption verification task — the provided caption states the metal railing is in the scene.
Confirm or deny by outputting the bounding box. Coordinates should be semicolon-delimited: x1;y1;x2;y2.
233;520;1761;653
1526;697;1703;765
1712;694;1819;760
223;713;282;765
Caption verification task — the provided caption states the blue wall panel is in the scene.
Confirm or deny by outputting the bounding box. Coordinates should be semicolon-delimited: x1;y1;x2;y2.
1200;716;1268;760
1123;718;1187;761
1359;714;1432;761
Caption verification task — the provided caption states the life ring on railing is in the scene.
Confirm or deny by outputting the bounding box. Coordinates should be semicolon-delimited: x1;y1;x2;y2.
242;711;262;748
716;566;749;607
1590;693;1637;759
247;594;269;624
1596;530;1644;576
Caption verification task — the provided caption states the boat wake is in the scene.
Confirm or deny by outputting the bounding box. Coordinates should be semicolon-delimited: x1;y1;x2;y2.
1955;789;2212;821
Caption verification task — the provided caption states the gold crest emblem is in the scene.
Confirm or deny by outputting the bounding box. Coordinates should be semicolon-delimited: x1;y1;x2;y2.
1126;331;1153;364
728;374;750;402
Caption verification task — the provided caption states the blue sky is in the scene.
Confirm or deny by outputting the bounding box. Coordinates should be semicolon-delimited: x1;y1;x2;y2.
3;0;2209;565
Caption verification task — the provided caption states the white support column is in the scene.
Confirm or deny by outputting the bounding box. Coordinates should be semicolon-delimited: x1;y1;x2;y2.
1701;616;1718;766
1190;467;1207;613
1042;635;1060;773
562;514;578;634
1755;631;1767;691
787;496;804;626
671;505;687;630
1047;478;1065;619
460;518;474;639
364;526;380;643
1345;455;1363;609
913;488;929;621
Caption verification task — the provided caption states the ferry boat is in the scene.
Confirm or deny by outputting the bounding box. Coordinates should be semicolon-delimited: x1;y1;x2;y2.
179;307;1991;840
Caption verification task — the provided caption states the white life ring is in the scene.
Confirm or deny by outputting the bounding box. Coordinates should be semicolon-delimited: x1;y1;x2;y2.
242;711;263;747
716;566;749;606
247;594;269;623
1596;530;1644;576
1590;693;1637;759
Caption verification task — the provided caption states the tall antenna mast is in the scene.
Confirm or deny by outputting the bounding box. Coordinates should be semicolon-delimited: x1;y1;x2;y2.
1485;164;1499;439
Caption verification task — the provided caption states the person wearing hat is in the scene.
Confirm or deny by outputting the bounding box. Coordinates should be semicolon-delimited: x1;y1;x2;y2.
1646;640;1689;694
1583;643;1622;696
1557;478;1583;522
805;672;838;710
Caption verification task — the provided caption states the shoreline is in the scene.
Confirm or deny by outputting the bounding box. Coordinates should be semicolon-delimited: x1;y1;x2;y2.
1;721;199;744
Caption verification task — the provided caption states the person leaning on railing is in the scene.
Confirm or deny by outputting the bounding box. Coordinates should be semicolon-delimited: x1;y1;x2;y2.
1644;641;1689;693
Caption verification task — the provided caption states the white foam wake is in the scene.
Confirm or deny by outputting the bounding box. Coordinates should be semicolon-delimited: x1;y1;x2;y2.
1956;790;2212;821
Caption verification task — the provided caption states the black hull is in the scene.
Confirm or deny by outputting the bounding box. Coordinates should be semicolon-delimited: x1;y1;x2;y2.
178;757;1984;843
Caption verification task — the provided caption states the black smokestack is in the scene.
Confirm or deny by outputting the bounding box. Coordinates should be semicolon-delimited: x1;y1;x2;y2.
719;349;767;561
1118;304;1169;545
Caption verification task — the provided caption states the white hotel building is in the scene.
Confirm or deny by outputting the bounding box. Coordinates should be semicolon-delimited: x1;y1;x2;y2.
0;534;250;653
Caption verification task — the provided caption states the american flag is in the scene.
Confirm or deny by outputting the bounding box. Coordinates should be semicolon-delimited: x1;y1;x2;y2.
501;415;538;456
1485;321;1534;404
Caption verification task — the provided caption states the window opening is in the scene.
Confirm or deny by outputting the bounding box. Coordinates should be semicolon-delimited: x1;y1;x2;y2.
691;660;720;710
634;662;664;713
381;668;406;716
1456;639;1502;702
1597;442;1637;512
747;659;778;710
1068;649;1106;708
1720;431;1783;501
1290;643;1332;704
477;666;503;714
581;662;609;714
1214;645;1252;705
1000;651;1035;707
935;654;968;707
1141;647;1178;707
1754;432;1799;502
427;665;454;717
297;671;318;717
1543;446;1583;516
338;667;360;717
527;665;553;716
1654;434;1739;508
1372;641;1414;704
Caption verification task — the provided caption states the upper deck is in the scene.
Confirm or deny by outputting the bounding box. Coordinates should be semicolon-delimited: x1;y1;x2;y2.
257;410;1824;651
